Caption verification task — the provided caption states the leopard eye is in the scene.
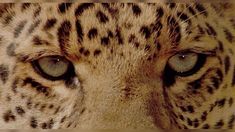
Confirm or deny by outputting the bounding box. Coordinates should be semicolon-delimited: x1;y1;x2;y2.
32;56;75;80
167;52;206;76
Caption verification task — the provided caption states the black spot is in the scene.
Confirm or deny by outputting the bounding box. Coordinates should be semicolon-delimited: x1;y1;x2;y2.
224;56;231;74
28;19;41;34
188;6;196;15
79;47;84;54
41;123;47;129
14;20;27;38
48;119;54;129
23;77;49;96
195;4;207;16
187;118;193;126
3;110;16;122
168;3;176;9
21;3;31;11
87;28;98;39
32;36;50;45
232;66;235;86
228;115;235;129
107;30;113;38
217;41;224;52
3;15;13;25
60;116;66;123
34;7;41;18
187;105;194;113
224;29;234;43
83;50;90;56
202;124;210;129
58;20;71;51
205;23;217;36
144;45;151;51
132;4;141;16
15;106;25;116
214;119;224;129
217;98;226;108
140;26;151;39
6;43;17;56
94;49;101;56
49;104;54;109
167;16;181;44
156;7;164;19
197;25;205;34
229;98;233;107
179;115;184;121
76;20;83;43
101;37;110;45
152;22;162;37
180;106;187;112
193;119;199;128
211;77;220;89
75;3;94;16
30;117;38;128
96;11;109;23
201;111;207;121
188;78;201;90
0;64;9;84
44;18;57;30
115;28;123;44
58;3;72;13
177;12;190;24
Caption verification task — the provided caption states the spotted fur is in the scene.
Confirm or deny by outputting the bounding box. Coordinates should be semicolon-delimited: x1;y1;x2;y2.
0;3;234;129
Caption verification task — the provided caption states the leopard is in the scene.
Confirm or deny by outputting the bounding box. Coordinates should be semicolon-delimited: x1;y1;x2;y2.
0;2;234;129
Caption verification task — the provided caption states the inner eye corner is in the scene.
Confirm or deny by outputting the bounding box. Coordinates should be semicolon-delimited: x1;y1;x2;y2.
31;55;75;81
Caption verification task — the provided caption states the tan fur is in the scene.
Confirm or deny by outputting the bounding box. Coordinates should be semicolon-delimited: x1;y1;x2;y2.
0;3;234;129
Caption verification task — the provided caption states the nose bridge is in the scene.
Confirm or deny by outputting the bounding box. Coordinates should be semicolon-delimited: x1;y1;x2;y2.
75;59;171;128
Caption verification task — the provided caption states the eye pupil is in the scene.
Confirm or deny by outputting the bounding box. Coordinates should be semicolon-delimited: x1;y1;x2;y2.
178;54;186;60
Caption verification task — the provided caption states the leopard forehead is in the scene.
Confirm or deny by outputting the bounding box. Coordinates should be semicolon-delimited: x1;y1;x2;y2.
0;3;235;129
2;3;232;61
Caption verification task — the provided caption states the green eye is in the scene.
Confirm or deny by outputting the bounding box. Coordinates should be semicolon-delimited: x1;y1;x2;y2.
32;56;75;80
167;52;206;76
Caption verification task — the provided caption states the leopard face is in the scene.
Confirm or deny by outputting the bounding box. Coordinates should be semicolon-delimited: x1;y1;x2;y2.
0;3;234;129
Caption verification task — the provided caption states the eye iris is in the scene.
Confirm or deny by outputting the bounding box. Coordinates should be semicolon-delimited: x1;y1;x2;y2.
168;52;198;73
37;56;69;78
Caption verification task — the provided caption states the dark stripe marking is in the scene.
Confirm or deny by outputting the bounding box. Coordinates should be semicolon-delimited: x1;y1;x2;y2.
140;26;151;39
195;4;207;16
30;117;38;128
32;36;50;45
43;18;57;30
58;20;72;50
0;64;9;84
224;29;234;43
3;110;16;122
23;77;49;96
132;4;141;16
232;66;235;86
14;20;27;38
224;56;231;74
87;28;98;39
75;3;94;16
96;11;109;23
28;19;41;34
58;3;72;13
21;3;31;11
76;20;84;43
